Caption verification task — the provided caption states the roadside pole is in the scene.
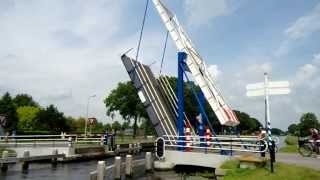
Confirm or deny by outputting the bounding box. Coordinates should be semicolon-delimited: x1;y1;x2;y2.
246;72;290;173
264;73;274;172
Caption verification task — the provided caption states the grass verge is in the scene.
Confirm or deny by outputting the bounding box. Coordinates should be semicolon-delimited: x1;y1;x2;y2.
279;135;298;153
221;160;320;180
284;136;298;145
0;148;16;155
279;145;298;153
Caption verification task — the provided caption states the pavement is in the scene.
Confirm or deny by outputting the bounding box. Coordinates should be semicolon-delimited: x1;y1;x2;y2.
276;153;320;170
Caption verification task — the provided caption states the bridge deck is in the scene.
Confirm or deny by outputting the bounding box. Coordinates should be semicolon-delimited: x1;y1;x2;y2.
154;150;231;170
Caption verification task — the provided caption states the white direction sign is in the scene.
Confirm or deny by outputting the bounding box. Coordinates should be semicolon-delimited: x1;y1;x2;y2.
246;81;290;97
245;73;290;149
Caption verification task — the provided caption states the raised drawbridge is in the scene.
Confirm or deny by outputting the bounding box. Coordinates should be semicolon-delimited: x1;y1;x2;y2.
122;0;239;139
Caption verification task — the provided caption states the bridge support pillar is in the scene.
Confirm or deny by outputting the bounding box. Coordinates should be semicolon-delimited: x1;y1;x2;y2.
1;151;8;172
145;152;153;172
51;149;58;166
128;144;133;154
113;156;121;179
22;150;30;172
97;161;106;180
67;137;75;156
115;144;120;156
125;154;133;177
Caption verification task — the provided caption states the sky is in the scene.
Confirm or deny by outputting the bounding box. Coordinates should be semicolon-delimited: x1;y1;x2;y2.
1;0;320;130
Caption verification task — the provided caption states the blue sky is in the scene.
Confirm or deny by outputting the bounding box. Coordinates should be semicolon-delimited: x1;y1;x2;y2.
1;0;320;130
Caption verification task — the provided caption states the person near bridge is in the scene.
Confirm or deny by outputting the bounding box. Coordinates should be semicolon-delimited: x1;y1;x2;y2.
309;128;320;154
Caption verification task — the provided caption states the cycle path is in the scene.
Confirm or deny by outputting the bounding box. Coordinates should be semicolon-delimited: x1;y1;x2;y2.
276;153;320;170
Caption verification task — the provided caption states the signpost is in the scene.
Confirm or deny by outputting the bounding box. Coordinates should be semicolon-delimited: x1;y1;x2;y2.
246;72;290;172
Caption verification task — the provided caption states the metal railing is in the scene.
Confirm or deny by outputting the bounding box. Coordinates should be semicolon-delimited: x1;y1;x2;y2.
159;135;269;153
0;134;156;148
0;134;102;147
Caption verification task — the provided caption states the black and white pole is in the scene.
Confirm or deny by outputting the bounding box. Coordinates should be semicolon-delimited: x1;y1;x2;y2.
264;73;275;173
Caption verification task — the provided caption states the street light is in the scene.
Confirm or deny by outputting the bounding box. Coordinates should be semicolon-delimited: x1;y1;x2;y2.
85;94;96;137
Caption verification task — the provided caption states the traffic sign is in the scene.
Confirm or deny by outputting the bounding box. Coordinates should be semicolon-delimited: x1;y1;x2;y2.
246;88;291;97
246;81;290;91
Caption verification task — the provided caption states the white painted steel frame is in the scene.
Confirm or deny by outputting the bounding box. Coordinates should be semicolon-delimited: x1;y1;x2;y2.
152;0;239;126
126;57;177;144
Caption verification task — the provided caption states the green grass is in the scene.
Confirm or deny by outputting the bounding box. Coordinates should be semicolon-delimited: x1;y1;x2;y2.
221;160;320;180
279;145;298;153
285;136;298;145
115;136;154;144
220;160;240;169
279;136;298;153
0;148;17;156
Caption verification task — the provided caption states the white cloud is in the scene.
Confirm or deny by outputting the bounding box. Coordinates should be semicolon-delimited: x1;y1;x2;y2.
0;0;171;124
207;64;221;79
313;53;320;65
184;0;230;27
275;3;320;56
247;62;272;75
294;63;318;86
0;0;153;123
285;3;320;40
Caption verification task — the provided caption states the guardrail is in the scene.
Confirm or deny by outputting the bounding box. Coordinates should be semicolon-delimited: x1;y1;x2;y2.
0;134;155;148
159;135;269;153
0;135;102;147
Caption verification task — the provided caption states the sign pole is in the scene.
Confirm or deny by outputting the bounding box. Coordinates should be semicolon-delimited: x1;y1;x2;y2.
264;72;275;173
246;73;289;173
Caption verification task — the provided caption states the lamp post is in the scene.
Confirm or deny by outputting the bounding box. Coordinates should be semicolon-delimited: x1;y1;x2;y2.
85;94;96;137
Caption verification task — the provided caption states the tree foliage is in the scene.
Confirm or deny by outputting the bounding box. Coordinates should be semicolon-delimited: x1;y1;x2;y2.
104;81;147;137
104;123;112;132
13;94;38;107
234;110;262;134
140;118;156;136
121;121;130;131
0;92;18;132
299;112;319;136
271;128;284;136
0;92;110;135
287;112;320;137
17;106;40;131
37;105;70;133
288;123;298;135
111;121;121;134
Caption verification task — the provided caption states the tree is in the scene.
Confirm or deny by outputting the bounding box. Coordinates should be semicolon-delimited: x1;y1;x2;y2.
104;123;112;132
17;106;40;131
13;94;38;107
37;105;70;133
104;82;146;138
271;128;284;136
0;92;18;132
162;76;222;132
299;112;320;136
140;118;155;136
68;117;86;133
111;121;121;134
121;121;130;131
288;123;298;135
234;110;261;134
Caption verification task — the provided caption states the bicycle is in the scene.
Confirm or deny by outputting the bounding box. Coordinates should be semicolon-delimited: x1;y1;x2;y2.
298;138;320;157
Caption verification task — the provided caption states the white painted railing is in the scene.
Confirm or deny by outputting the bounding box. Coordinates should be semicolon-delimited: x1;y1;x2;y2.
159;135;269;153
0;134;104;147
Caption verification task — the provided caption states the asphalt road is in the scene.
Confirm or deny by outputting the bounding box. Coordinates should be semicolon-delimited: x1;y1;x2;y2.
276;153;320;170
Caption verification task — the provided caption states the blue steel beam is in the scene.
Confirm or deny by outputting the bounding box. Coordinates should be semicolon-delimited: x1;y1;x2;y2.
177;52;187;150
